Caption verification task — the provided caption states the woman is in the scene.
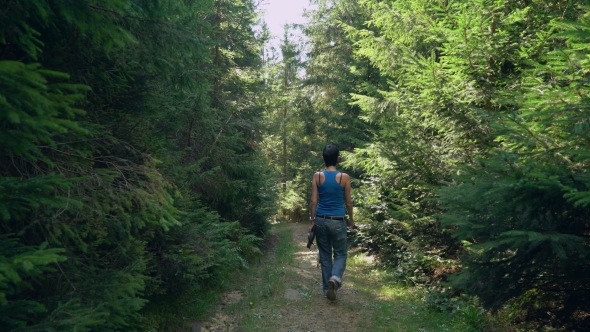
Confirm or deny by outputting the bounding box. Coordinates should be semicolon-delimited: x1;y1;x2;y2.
309;144;354;301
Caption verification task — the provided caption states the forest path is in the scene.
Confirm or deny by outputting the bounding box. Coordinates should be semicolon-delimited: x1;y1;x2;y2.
193;222;452;332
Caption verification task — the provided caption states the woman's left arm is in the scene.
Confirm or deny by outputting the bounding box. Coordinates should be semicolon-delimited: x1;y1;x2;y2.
309;172;319;232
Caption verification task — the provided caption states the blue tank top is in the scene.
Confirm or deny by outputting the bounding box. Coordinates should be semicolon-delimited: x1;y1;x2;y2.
316;170;346;216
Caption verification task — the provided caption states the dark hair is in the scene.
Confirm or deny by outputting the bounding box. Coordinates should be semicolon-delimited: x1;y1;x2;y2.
322;144;339;167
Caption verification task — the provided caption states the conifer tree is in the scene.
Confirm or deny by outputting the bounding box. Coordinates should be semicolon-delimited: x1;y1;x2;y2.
438;6;590;326
337;0;589;326
260;26;310;220
0;0;272;330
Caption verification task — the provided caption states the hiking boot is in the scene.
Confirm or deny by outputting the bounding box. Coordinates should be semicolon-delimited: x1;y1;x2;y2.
327;280;337;301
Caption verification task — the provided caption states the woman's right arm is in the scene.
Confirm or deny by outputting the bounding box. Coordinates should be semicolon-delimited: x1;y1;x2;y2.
343;174;354;228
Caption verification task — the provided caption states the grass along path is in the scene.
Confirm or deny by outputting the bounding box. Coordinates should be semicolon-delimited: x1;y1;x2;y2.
193;222;496;332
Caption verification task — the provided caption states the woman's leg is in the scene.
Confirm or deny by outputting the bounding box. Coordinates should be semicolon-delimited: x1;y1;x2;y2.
314;217;333;291
330;220;347;287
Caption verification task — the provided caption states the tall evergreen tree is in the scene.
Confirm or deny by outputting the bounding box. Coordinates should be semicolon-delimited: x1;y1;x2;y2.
438;6;590;327
260;26;310;221
339;0;589;327
0;0;272;330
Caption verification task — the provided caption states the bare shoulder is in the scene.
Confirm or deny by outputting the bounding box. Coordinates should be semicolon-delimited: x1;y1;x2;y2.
339;172;351;185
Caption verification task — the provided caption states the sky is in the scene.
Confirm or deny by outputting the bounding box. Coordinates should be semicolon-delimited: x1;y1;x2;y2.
259;0;314;52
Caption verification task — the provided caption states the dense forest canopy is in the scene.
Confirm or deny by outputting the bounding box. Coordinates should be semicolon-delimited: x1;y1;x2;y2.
1;0;589;330
269;0;590;329
1;0;273;330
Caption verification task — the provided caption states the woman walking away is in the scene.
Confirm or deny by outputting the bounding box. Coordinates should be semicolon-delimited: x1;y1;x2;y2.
309;144;354;301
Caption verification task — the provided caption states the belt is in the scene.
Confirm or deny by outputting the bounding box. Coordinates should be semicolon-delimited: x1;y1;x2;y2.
317;215;346;220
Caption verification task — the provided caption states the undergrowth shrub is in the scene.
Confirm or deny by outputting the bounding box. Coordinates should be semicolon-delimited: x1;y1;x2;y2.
350;177;459;287
141;207;263;330
423;289;502;332
354;222;457;286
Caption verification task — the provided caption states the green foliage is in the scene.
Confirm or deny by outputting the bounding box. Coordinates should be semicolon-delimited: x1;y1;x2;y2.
278;185;307;213
0;61;87;164
423;290;485;327
259;26;313;220
0;236;66;326
7;0;590;329
260;0;384;221
437;6;590;327
1;0;272;330
296;0;590;329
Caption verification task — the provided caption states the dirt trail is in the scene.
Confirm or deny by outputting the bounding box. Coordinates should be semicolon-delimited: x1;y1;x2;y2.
193;222;427;332
275;222;376;331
